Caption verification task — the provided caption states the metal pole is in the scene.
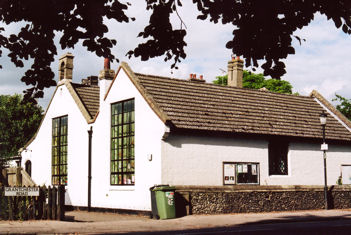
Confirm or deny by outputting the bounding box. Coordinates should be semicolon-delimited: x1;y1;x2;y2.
88;126;93;212
322;124;328;210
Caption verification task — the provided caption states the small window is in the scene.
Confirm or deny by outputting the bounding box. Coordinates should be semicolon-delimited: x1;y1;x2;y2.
269;140;288;175
223;162;259;185
25;160;32;177
59;62;65;80
341;165;351;184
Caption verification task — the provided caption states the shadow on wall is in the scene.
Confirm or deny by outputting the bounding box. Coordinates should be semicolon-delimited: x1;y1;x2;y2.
290;141;351;153
164;134;266;149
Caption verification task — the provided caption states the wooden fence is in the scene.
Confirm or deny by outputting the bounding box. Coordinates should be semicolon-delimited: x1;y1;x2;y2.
0;185;65;220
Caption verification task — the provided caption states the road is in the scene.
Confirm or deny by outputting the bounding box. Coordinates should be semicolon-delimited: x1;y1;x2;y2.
1;209;351;234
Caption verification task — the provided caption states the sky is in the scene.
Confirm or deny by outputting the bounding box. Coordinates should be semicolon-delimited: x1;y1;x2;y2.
1;2;351;109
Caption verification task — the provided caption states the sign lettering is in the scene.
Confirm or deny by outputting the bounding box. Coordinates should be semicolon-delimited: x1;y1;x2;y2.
4;187;40;197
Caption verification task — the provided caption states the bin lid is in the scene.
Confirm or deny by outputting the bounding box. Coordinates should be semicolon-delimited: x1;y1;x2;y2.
152;186;176;191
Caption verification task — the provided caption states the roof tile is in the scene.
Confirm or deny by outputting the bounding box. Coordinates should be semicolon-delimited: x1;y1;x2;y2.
135;73;351;141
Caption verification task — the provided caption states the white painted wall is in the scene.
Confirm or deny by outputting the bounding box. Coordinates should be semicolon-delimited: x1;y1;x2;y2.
21;84;90;207
268;142;351;186
161;134;351;186
91;68;165;211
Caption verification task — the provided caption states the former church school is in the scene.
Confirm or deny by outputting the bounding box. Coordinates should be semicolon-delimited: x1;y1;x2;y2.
20;53;351;213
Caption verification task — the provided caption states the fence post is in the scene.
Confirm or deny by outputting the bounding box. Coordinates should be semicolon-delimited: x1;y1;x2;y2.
57;185;65;221
31;196;36;220
47;186;52;219
13;197;18;220
37;187;44;219
8;197;13;220
52;187;57;220
27;196;32;220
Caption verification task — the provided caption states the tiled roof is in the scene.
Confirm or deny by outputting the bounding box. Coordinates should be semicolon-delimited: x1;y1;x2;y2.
134;73;351;141
71;83;100;118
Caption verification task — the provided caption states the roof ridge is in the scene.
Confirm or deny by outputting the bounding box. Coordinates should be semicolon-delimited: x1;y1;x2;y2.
311;90;351;130
119;62;169;123
134;72;308;99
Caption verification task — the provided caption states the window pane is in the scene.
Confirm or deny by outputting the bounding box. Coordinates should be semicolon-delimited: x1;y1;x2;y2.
111;99;135;185
269;141;288;175
52;115;68;185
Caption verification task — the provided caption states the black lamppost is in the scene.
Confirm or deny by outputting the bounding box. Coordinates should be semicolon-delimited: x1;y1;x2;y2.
320;111;328;210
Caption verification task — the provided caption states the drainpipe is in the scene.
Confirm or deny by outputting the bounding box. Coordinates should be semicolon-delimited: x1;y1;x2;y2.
87;126;93;212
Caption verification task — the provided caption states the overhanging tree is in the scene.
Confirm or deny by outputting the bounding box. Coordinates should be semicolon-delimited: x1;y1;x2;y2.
213;71;293;94
0;1;350;101
333;94;351;120
0;94;43;160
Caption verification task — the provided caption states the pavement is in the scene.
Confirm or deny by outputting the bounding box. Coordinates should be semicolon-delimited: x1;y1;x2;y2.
1;209;351;234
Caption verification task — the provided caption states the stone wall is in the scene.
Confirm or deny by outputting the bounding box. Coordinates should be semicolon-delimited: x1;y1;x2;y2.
175;185;351;215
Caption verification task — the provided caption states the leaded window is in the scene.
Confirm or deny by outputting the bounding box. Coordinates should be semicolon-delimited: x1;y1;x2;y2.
111;99;135;185
52;115;68;185
269;140;288;175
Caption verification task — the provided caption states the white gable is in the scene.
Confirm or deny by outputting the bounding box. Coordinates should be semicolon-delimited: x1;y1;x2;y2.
90;67;165;210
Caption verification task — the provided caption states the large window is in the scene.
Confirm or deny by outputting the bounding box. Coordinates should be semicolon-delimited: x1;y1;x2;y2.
52;115;68;185
223;162;259;185
269;140;289;175
111;99;135;185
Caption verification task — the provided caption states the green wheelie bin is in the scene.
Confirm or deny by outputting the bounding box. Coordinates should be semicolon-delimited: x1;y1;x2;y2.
152;185;176;219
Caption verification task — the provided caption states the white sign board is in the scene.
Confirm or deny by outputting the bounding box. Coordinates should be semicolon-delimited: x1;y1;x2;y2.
321;144;328;151
342;166;351;185
4;187;40;196
224;163;235;184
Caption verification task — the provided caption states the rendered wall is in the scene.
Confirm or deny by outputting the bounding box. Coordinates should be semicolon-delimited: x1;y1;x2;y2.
161;134;351;186
91;68;165;211
21;84;90;207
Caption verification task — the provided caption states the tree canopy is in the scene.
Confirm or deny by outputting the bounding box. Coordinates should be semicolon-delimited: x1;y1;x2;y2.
333;94;351;120
213;71;293;94
0;94;43;159
0;1;350;101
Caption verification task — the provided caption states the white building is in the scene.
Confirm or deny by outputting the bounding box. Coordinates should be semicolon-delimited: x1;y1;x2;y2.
20;53;351;212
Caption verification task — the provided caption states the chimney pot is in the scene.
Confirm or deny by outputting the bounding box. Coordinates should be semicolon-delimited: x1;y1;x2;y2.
104;58;110;70
200;75;203;80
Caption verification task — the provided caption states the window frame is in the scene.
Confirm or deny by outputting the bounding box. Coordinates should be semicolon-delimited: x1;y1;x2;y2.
268;140;289;176
223;162;260;185
110;98;135;186
52;115;68;186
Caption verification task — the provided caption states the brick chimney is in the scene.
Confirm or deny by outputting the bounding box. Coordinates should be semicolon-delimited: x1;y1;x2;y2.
98;58;115;80
227;56;244;88
99;58;115;100
58;52;74;85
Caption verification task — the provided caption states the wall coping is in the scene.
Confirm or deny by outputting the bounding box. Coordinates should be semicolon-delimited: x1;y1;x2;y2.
175;185;351;193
